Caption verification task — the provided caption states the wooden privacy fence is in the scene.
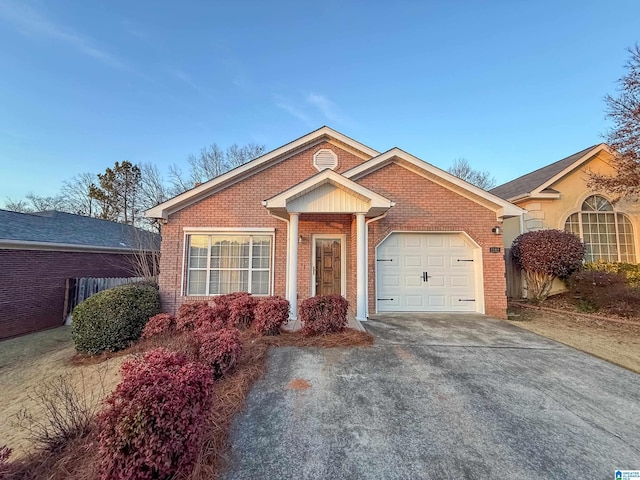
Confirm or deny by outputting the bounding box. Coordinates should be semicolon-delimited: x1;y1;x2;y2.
64;276;147;324
504;248;524;299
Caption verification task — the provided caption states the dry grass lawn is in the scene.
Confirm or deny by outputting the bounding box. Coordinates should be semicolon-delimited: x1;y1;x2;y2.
508;303;640;374
0;327;126;459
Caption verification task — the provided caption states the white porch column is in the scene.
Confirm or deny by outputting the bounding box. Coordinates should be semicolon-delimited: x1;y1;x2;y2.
287;212;299;320
356;212;366;321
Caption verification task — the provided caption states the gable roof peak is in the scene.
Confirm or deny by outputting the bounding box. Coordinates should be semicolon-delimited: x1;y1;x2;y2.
490;143;609;202
146;126;380;220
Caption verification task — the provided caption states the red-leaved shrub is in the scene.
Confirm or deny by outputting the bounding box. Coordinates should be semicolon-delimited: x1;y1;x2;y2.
194;305;229;330
176;301;210;331
141;313;175;339
253;296;289;336
229;295;258;328
567;270;640;316
511;230;585;302
210;292;249;323
198;327;243;379
0;445;11;476
97;348;214;480
300;294;349;336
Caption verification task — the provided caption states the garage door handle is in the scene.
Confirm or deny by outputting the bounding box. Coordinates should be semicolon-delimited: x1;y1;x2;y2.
422;272;430;282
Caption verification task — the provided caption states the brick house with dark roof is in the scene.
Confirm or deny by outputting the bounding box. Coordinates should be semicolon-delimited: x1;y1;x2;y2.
0;210;159;339
146;127;523;326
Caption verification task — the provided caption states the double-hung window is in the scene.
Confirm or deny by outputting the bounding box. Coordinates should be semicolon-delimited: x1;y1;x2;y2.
186;234;272;296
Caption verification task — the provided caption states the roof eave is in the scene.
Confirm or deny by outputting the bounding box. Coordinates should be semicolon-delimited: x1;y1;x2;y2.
145;127;380;219
0;239;144;253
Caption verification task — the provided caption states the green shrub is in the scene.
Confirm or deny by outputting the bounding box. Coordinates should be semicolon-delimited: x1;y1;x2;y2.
71;283;161;354
584;261;640;286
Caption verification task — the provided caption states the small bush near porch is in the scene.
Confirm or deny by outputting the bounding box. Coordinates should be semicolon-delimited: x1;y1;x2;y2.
299;294;349;336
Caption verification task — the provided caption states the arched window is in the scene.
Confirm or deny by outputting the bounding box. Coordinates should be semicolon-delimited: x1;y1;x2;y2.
564;195;636;262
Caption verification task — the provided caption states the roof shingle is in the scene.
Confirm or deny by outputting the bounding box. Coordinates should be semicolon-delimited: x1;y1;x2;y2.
490;145;601;200
0;210;159;250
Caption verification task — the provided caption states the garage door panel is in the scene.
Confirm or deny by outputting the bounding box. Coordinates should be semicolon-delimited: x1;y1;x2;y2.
381;274;401;287
450;275;470;287
404;236;422;248
404;255;423;267
426;236;444;248
427;256;444;267
405;295;425;307
405;275;422;287
377;233;479;313
428;296;445;307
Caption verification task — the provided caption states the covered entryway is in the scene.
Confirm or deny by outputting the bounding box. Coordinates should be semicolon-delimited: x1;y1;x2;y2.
376;232;483;313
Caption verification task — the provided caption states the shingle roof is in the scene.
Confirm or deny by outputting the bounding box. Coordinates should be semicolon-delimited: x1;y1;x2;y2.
490;145;601;201
0;210;160;250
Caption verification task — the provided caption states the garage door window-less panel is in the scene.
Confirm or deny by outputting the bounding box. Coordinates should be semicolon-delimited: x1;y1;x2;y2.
376;232;483;313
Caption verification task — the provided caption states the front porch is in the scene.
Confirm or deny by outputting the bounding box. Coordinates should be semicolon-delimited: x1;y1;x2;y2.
262;169;394;321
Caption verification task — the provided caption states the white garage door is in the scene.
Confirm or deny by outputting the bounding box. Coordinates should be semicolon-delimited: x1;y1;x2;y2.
376;233;479;312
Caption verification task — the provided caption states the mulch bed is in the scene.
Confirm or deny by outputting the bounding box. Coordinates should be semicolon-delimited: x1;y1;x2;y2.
509;293;640;327
8;327;374;480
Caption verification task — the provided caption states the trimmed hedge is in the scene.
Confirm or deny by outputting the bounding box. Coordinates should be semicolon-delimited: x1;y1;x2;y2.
97;348;213;480
229;295;258;328
71;283;161;354
254;296;289;335
141;313;175;339
300;294;349;336
198;327;243;379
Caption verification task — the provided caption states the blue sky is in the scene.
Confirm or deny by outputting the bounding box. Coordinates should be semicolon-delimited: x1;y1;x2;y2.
1;0;638;202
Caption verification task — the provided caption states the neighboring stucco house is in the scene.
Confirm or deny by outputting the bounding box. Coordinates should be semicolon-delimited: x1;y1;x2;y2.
146;127;522;323
491;144;640;295
0;210;159;339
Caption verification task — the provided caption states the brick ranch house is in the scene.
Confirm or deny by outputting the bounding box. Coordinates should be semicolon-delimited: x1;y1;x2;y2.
146;127;524;324
0;210;159;339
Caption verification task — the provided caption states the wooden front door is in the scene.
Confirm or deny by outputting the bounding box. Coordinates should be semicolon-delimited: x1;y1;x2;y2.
315;239;342;296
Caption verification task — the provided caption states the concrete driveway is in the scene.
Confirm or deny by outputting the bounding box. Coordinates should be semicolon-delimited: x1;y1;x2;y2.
222;314;640;479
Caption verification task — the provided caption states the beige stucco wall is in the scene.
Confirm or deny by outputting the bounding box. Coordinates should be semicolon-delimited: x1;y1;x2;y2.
501;150;640;297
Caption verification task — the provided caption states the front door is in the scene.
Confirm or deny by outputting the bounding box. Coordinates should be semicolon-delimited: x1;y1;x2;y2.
315;238;342;296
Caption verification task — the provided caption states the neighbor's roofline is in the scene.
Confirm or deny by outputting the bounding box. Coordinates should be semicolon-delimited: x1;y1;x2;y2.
496;143;610;203
343;147;524;217
0;239;148;253
145;126;380;220
529;143;610;197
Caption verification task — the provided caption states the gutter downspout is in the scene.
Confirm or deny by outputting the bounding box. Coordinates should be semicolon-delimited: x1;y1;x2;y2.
364;211;389;319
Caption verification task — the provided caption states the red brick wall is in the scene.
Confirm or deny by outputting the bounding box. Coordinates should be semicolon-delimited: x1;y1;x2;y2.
356;161;507;318
158;142;369;315
0;249;137;339
159;143;508;320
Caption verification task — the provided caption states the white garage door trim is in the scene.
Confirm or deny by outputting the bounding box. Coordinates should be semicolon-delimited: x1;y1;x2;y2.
375;231;485;314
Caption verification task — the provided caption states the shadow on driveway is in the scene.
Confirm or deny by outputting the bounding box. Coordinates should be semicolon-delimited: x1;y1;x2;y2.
222;314;640;479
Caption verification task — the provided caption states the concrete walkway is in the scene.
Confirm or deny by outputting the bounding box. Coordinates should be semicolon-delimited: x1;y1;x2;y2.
222;314;640;479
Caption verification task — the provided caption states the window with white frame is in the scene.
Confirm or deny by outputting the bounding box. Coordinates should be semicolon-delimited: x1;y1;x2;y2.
186;234;272;295
564;195;636;262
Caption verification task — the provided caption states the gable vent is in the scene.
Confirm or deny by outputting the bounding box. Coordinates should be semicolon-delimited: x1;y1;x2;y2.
313;149;338;171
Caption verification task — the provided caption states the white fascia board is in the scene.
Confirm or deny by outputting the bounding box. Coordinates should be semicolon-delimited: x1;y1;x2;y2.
531;143;609;196
263;169;393;210
145;126;380;220
345;148;525;217
183;227;275;232
0;239;137;254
